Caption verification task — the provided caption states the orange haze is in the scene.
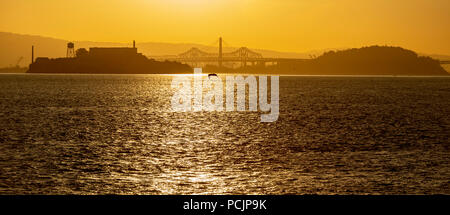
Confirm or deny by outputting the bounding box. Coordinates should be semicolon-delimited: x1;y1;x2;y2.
1;0;449;55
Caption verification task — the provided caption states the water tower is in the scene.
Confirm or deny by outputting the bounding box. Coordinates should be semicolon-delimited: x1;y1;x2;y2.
67;42;75;58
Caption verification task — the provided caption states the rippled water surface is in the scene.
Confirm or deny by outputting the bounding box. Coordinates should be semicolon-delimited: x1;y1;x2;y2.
0;74;449;194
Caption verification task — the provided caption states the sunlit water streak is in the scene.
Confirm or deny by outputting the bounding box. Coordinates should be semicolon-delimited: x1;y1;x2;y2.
0;74;449;194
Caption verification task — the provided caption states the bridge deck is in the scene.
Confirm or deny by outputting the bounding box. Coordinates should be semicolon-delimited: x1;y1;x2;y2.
153;57;308;63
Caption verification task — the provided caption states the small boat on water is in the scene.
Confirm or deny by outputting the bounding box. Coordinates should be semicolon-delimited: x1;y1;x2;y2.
208;73;218;78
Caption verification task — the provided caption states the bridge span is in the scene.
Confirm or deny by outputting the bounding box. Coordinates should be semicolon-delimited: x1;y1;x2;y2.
151;38;307;67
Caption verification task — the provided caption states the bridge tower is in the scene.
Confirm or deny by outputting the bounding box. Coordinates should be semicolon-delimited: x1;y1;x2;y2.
31;45;34;63
67;42;75;58
218;37;223;68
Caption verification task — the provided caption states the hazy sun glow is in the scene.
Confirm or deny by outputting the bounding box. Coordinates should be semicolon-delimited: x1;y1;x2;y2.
162;0;222;7
1;0;449;54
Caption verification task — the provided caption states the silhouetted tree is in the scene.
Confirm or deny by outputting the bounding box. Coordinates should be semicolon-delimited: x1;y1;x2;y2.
76;48;89;58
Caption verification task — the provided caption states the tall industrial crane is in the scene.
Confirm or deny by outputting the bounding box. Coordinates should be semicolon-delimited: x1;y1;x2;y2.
15;56;23;67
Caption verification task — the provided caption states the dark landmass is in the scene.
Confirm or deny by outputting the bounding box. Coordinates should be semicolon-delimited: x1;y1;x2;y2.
0;66;28;73
205;46;449;76
280;46;448;75
28;47;191;74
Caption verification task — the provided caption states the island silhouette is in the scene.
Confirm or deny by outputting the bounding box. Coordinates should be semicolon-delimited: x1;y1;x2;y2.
28;44;191;74
275;46;448;76
204;46;449;76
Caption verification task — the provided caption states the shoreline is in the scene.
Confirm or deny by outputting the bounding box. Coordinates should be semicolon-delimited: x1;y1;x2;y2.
1;72;449;78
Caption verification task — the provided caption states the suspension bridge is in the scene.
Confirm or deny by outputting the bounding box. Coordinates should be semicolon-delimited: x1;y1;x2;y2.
152;37;306;67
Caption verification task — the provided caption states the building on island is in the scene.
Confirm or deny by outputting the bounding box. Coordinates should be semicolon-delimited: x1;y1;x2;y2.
28;41;191;74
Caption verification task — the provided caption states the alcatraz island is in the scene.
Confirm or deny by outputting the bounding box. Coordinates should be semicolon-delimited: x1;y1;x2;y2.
28;41;191;74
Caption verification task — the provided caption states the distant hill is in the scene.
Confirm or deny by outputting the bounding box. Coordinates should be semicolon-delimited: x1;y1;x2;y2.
270;46;449;76
0;32;67;68
0;32;310;68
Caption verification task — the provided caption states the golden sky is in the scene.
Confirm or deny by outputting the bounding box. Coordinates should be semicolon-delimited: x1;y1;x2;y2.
1;0;449;55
